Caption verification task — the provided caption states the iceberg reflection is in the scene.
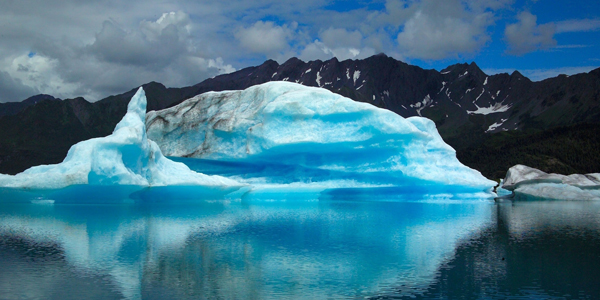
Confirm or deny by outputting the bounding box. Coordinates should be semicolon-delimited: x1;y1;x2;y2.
0;196;493;299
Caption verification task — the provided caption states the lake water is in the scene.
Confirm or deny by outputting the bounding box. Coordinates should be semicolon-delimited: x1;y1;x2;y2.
1;194;599;299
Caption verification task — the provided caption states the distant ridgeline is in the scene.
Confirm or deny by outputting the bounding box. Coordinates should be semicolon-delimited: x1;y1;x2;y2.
1;54;600;179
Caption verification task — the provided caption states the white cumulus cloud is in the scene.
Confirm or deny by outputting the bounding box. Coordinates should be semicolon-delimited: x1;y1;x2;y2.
140;11;192;41
555;18;600;33
298;28;376;61
320;27;363;49
504;11;556;55
0;11;235;102
395;0;499;60
4;53;80;100
235;21;295;55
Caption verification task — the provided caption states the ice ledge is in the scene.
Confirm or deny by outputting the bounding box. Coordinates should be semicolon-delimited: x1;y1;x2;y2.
501;164;600;200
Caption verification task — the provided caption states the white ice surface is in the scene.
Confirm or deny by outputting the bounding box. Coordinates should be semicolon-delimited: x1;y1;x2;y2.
501;164;600;200
0;88;239;189
146;82;495;193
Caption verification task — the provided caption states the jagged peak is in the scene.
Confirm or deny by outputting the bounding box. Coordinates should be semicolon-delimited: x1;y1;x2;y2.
510;70;524;77
21;94;60;105
307;59;324;65
589;67;600;77
465;62;488;79
327;56;339;64
260;59;280;68
142;81;166;89
467;62;483;72
66;96;89;103
282;57;304;66
364;53;390;60
440;62;469;74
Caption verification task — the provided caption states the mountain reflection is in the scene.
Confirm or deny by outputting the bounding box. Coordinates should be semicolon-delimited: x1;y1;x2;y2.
375;201;600;299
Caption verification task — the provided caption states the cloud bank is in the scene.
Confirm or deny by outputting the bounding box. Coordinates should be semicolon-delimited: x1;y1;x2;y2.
0;0;596;102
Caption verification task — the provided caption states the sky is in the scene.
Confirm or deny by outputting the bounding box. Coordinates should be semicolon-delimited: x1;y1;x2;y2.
0;0;599;102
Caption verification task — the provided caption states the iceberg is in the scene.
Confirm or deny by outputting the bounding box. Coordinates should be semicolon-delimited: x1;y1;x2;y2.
146;82;495;195
501;164;600;200
0;87;239;190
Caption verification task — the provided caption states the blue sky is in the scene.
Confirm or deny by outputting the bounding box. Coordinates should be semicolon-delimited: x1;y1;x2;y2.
0;0;599;102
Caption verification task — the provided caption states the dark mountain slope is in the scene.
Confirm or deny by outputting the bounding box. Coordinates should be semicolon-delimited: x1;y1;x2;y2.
0;82;190;174
458;123;600;179
0;94;60;117
0;99;91;173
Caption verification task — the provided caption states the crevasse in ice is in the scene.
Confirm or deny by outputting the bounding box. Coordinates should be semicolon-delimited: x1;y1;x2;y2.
0;87;239;189
146;82;496;194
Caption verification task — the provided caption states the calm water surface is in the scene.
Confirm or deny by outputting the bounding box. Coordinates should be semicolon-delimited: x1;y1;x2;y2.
0;195;599;299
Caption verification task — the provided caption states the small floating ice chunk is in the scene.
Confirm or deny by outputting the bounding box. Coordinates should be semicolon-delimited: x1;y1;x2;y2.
501;164;600;200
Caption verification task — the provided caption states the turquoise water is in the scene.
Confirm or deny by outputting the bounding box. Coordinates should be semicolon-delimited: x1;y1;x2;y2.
1;158;599;299
1;196;599;299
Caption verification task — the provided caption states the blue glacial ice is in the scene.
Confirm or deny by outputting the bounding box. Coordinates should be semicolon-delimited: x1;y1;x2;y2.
0;87;239;194
501;164;600;200
146;82;496;197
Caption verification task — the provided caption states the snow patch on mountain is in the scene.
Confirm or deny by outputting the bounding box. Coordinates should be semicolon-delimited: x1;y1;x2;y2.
486;119;508;132
353;70;361;85
316;71;322;86
438;82;447;94
410;94;432;116
475;89;485;102
468;102;512;115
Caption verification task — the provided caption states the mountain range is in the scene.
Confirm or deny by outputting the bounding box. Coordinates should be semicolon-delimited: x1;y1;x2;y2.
1;54;599;179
